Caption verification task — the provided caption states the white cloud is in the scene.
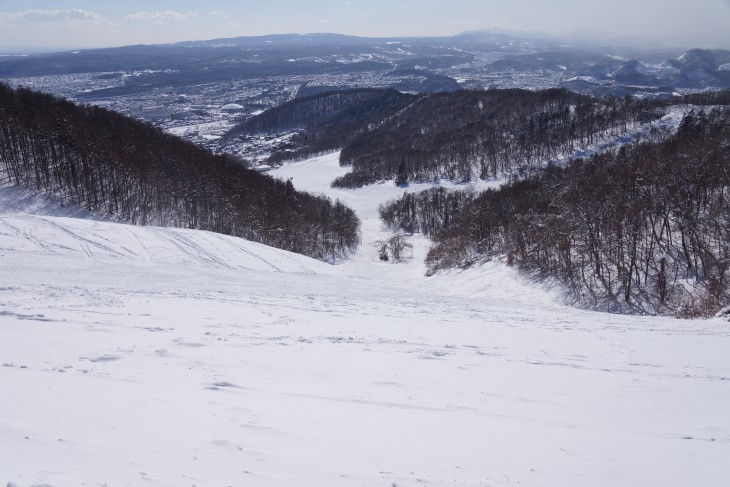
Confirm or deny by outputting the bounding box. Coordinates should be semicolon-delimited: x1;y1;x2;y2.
209;10;231;19
0;9;102;24
125;11;199;23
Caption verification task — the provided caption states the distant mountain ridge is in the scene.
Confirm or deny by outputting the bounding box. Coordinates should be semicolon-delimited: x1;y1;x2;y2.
1;31;728;97
587;49;730;89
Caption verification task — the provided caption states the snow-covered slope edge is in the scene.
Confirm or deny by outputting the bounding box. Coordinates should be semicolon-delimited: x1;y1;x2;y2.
0;181;339;276
0;213;340;275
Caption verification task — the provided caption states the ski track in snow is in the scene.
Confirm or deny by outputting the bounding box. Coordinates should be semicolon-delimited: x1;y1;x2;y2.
1;147;730;487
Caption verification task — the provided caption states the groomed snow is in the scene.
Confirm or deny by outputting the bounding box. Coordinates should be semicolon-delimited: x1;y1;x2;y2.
1;156;730;487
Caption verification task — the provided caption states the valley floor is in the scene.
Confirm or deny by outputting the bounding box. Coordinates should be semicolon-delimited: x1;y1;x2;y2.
1;154;729;486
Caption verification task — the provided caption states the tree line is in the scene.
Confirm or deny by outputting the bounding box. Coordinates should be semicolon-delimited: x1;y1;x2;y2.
420;108;730;316
0;83;360;261
379;186;477;237
678;89;730;106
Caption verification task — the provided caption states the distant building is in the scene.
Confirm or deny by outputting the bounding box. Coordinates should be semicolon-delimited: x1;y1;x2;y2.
171;110;191;120
221;103;245;113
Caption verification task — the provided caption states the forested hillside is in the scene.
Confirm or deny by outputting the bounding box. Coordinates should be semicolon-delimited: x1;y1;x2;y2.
334;89;665;187
0;84;359;261
416;109;730;316
225;88;417;163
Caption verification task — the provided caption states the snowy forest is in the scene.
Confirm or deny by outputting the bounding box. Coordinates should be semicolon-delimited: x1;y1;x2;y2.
225;88;416;164
336;89;664;187
230;88;667;187
381;108;730;316
0;84;360;261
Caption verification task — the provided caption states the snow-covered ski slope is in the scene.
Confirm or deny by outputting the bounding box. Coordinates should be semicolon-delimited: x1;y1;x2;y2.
2;151;730;487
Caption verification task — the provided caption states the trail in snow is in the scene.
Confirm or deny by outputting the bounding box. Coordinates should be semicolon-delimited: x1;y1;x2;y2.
269;106;690;297
2;222;729;487
1;131;729;487
270;152;558;306
552;105;692;163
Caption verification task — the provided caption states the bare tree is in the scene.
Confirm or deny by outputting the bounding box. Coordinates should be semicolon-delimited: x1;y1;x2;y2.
388;234;413;262
372;234;414;262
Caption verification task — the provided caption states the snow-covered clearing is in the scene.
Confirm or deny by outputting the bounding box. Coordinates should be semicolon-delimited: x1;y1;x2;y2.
557;105;691;162
165;120;235;139
1;153;730;487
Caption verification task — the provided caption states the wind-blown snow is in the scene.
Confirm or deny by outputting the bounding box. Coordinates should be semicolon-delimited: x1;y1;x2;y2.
1;152;730;487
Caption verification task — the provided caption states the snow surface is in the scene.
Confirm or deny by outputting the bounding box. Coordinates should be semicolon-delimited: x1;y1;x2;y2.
2;153;730;487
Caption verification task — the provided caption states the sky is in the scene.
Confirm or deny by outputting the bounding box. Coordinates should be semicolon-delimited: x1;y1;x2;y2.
0;0;728;52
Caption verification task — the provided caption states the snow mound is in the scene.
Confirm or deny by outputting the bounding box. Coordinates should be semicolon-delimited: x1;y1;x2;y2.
0;185;338;276
0;214;339;275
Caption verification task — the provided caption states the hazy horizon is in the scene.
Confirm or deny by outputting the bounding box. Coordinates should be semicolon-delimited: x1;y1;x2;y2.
0;0;729;53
